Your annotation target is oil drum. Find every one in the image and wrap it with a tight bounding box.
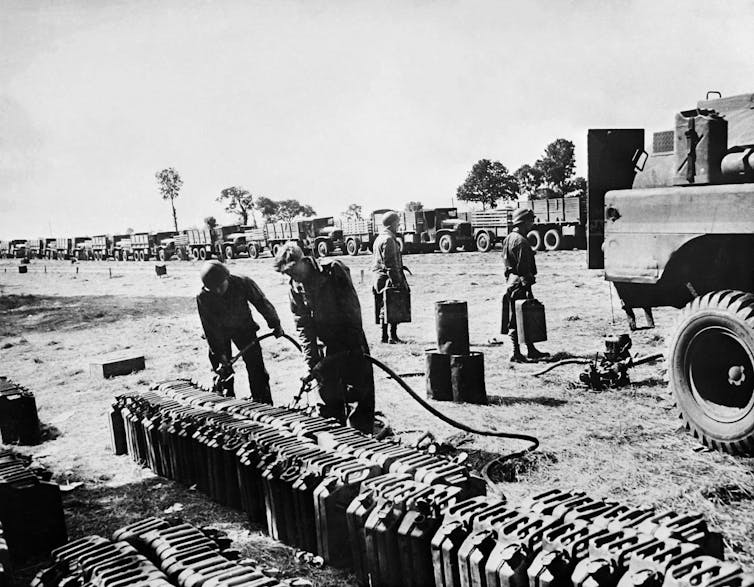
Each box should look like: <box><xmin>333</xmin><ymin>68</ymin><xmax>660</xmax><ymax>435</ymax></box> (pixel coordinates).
<box><xmin>450</xmin><ymin>352</ymin><xmax>487</xmax><ymax>405</ymax></box>
<box><xmin>425</xmin><ymin>351</ymin><xmax>452</xmax><ymax>401</ymax></box>
<box><xmin>435</xmin><ymin>301</ymin><xmax>470</xmax><ymax>355</ymax></box>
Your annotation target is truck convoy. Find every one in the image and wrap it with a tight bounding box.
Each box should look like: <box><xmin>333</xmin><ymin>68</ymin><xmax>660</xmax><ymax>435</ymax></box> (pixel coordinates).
<box><xmin>588</xmin><ymin>90</ymin><xmax>754</xmax><ymax>455</ymax></box>
<box><xmin>0</xmin><ymin>195</ymin><xmax>586</xmax><ymax>261</ymax></box>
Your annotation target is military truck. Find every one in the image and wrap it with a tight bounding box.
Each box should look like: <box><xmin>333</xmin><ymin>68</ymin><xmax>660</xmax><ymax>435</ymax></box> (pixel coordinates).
<box><xmin>402</xmin><ymin>207</ymin><xmax>473</xmax><ymax>253</ymax></box>
<box><xmin>72</xmin><ymin>237</ymin><xmax>93</xmax><ymax>260</ymax></box>
<box><xmin>587</xmin><ymin>91</ymin><xmax>754</xmax><ymax>454</ymax></box>
<box><xmin>264</xmin><ymin>217</ymin><xmax>343</xmax><ymax>258</ymax></box>
<box><xmin>112</xmin><ymin>235</ymin><xmax>133</xmax><ymax>261</ymax></box>
<box><xmin>25</xmin><ymin>238</ymin><xmax>44</xmax><ymax>259</ymax></box>
<box><xmin>92</xmin><ymin>235</ymin><xmax>111</xmax><ymax>260</ymax></box>
<box><xmin>339</xmin><ymin>209</ymin><xmax>395</xmax><ymax>256</ymax></box>
<box><xmin>220</xmin><ymin>226</ymin><xmax>268</xmax><ymax>259</ymax></box>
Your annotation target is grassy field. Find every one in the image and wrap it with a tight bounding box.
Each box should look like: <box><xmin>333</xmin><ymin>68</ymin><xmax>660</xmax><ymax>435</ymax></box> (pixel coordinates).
<box><xmin>1</xmin><ymin>249</ymin><xmax>752</xmax><ymax>584</ymax></box>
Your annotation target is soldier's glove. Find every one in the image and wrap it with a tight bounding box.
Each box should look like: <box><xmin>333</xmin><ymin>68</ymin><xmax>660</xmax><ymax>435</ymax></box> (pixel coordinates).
<box><xmin>214</xmin><ymin>362</ymin><xmax>234</xmax><ymax>382</ymax></box>
<box><xmin>272</xmin><ymin>326</ymin><xmax>285</xmax><ymax>338</ymax></box>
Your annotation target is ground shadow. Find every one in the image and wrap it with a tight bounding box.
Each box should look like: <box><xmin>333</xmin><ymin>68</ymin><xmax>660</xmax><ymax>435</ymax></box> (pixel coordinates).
<box><xmin>0</xmin><ymin>294</ymin><xmax>194</xmax><ymax>333</ymax></box>
<box><xmin>487</xmin><ymin>395</ymin><xmax>567</xmax><ymax>407</ymax></box>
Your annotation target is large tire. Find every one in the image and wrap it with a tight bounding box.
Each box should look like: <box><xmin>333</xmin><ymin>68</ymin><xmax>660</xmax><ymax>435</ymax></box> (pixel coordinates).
<box><xmin>191</xmin><ymin>247</ymin><xmax>200</xmax><ymax>261</ymax></box>
<box><xmin>544</xmin><ymin>228</ymin><xmax>562</xmax><ymax>251</ymax></box>
<box><xmin>527</xmin><ymin>229</ymin><xmax>544</xmax><ymax>251</ymax></box>
<box><xmin>198</xmin><ymin>248</ymin><xmax>207</xmax><ymax>260</ymax></box>
<box><xmin>668</xmin><ymin>290</ymin><xmax>754</xmax><ymax>454</ymax></box>
<box><xmin>248</xmin><ymin>244</ymin><xmax>259</xmax><ymax>259</ymax></box>
<box><xmin>475</xmin><ymin>231</ymin><xmax>493</xmax><ymax>253</ymax></box>
<box><xmin>158</xmin><ymin>249</ymin><xmax>166</xmax><ymax>262</ymax></box>
<box><xmin>271</xmin><ymin>244</ymin><xmax>281</xmax><ymax>258</ymax></box>
<box><xmin>396</xmin><ymin>237</ymin><xmax>404</xmax><ymax>253</ymax></box>
<box><xmin>316</xmin><ymin>240</ymin><xmax>329</xmax><ymax>258</ymax></box>
<box><xmin>438</xmin><ymin>234</ymin><xmax>456</xmax><ymax>254</ymax></box>
<box><xmin>224</xmin><ymin>245</ymin><xmax>234</xmax><ymax>260</ymax></box>
<box><xmin>346</xmin><ymin>239</ymin><xmax>360</xmax><ymax>256</ymax></box>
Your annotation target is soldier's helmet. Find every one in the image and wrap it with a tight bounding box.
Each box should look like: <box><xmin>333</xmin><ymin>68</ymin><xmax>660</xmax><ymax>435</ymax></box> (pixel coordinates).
<box><xmin>200</xmin><ymin>260</ymin><xmax>230</xmax><ymax>289</ymax></box>
<box><xmin>274</xmin><ymin>242</ymin><xmax>305</xmax><ymax>273</ymax></box>
<box><xmin>511</xmin><ymin>208</ymin><xmax>534</xmax><ymax>226</ymax></box>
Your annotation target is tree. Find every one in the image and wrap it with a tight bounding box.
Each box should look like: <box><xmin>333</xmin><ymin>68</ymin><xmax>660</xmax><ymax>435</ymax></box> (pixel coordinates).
<box><xmin>534</xmin><ymin>139</ymin><xmax>576</xmax><ymax>195</ymax></box>
<box><xmin>564</xmin><ymin>176</ymin><xmax>587</xmax><ymax>198</ymax></box>
<box><xmin>456</xmin><ymin>159</ymin><xmax>518</xmax><ymax>209</ymax></box>
<box><xmin>341</xmin><ymin>203</ymin><xmax>363</xmax><ymax>221</ymax></box>
<box><xmin>204</xmin><ymin>216</ymin><xmax>218</xmax><ymax>229</ymax></box>
<box><xmin>254</xmin><ymin>197</ymin><xmax>317</xmax><ymax>222</ymax></box>
<box><xmin>404</xmin><ymin>201</ymin><xmax>424</xmax><ymax>212</ymax></box>
<box><xmin>125</xmin><ymin>227</ymin><xmax>134</xmax><ymax>234</ymax></box>
<box><xmin>514</xmin><ymin>164</ymin><xmax>544</xmax><ymax>200</ymax></box>
<box><xmin>255</xmin><ymin>196</ymin><xmax>279</xmax><ymax>221</ymax></box>
<box><xmin>277</xmin><ymin>199</ymin><xmax>316</xmax><ymax>221</ymax></box>
<box><xmin>217</xmin><ymin>186</ymin><xmax>255</xmax><ymax>226</ymax></box>
<box><xmin>155</xmin><ymin>167</ymin><xmax>183</xmax><ymax>232</ymax></box>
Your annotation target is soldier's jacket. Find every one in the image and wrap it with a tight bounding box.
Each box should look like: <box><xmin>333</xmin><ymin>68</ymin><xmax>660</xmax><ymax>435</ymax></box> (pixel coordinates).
<box><xmin>371</xmin><ymin>227</ymin><xmax>406</xmax><ymax>289</ymax></box>
<box><xmin>197</xmin><ymin>274</ymin><xmax>281</xmax><ymax>356</ymax></box>
<box><xmin>288</xmin><ymin>257</ymin><xmax>366</xmax><ymax>369</ymax></box>
<box><xmin>502</xmin><ymin>230</ymin><xmax>537</xmax><ymax>289</ymax></box>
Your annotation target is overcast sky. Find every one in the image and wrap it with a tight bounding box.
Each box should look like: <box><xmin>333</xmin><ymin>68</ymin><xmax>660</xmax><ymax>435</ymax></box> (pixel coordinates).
<box><xmin>1</xmin><ymin>0</ymin><xmax>752</xmax><ymax>238</ymax></box>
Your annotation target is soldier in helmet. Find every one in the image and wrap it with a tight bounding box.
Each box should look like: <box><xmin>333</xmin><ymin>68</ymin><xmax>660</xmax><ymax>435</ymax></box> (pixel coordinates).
<box><xmin>501</xmin><ymin>208</ymin><xmax>550</xmax><ymax>363</ymax></box>
<box><xmin>196</xmin><ymin>260</ymin><xmax>283</xmax><ymax>401</ymax></box>
<box><xmin>274</xmin><ymin>242</ymin><xmax>375</xmax><ymax>434</ymax></box>
<box><xmin>371</xmin><ymin>210</ymin><xmax>409</xmax><ymax>343</ymax></box>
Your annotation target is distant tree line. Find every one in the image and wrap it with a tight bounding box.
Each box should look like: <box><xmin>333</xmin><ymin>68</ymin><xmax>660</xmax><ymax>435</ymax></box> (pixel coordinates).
<box><xmin>456</xmin><ymin>138</ymin><xmax>586</xmax><ymax>210</ymax></box>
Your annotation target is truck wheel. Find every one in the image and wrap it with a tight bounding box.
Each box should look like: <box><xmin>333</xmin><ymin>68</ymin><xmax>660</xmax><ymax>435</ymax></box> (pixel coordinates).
<box><xmin>224</xmin><ymin>245</ymin><xmax>234</xmax><ymax>260</ymax></box>
<box><xmin>191</xmin><ymin>247</ymin><xmax>200</xmax><ymax>260</ymax></box>
<box><xmin>438</xmin><ymin>234</ymin><xmax>456</xmax><ymax>253</ymax></box>
<box><xmin>475</xmin><ymin>231</ymin><xmax>493</xmax><ymax>253</ymax></box>
<box><xmin>544</xmin><ymin>228</ymin><xmax>562</xmax><ymax>251</ymax></box>
<box><xmin>198</xmin><ymin>248</ymin><xmax>207</xmax><ymax>260</ymax></box>
<box><xmin>271</xmin><ymin>244</ymin><xmax>281</xmax><ymax>258</ymax></box>
<box><xmin>316</xmin><ymin>240</ymin><xmax>329</xmax><ymax>258</ymax></box>
<box><xmin>668</xmin><ymin>290</ymin><xmax>754</xmax><ymax>454</ymax></box>
<box><xmin>346</xmin><ymin>239</ymin><xmax>360</xmax><ymax>256</ymax></box>
<box><xmin>248</xmin><ymin>244</ymin><xmax>259</xmax><ymax>259</ymax></box>
<box><xmin>527</xmin><ymin>230</ymin><xmax>544</xmax><ymax>251</ymax></box>
<box><xmin>396</xmin><ymin>237</ymin><xmax>404</xmax><ymax>253</ymax></box>
<box><xmin>158</xmin><ymin>249</ymin><xmax>166</xmax><ymax>262</ymax></box>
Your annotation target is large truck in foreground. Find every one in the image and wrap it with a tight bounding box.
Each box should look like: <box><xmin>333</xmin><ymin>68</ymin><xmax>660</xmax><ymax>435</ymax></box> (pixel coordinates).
<box><xmin>588</xmin><ymin>91</ymin><xmax>754</xmax><ymax>454</ymax></box>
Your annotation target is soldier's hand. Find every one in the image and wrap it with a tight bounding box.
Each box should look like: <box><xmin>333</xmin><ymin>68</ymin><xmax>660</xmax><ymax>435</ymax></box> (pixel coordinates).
<box><xmin>272</xmin><ymin>326</ymin><xmax>285</xmax><ymax>338</ymax></box>
<box><xmin>215</xmin><ymin>362</ymin><xmax>234</xmax><ymax>380</ymax></box>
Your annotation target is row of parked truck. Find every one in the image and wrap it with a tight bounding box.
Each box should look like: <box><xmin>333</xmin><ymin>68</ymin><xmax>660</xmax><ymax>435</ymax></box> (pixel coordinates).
<box><xmin>0</xmin><ymin>196</ymin><xmax>585</xmax><ymax>261</ymax></box>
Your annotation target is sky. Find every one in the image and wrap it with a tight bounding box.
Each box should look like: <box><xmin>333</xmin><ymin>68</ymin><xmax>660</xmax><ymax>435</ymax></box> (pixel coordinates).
<box><xmin>1</xmin><ymin>0</ymin><xmax>753</xmax><ymax>238</ymax></box>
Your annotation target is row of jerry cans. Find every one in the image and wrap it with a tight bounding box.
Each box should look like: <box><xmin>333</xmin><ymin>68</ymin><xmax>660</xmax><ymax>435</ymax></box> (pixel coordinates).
<box><xmin>0</xmin><ymin>376</ymin><xmax>40</xmax><ymax>445</ymax></box>
<box><xmin>32</xmin><ymin>517</ymin><xmax>287</xmax><ymax>587</ymax></box>
<box><xmin>0</xmin><ymin>450</ymin><xmax>66</xmax><ymax>559</ymax></box>
<box><xmin>110</xmin><ymin>386</ymin><xmax>483</xmax><ymax>572</ymax></box>
<box><xmin>430</xmin><ymin>488</ymin><xmax>749</xmax><ymax>587</ymax></box>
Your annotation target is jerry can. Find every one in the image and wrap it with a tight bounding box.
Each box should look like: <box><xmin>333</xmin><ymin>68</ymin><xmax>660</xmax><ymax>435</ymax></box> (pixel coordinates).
<box><xmin>397</xmin><ymin>501</ymin><xmax>443</xmax><ymax>587</ymax></box>
<box><xmin>384</xmin><ymin>287</ymin><xmax>412</xmax><ymax>324</ymax></box>
<box><xmin>485</xmin><ymin>540</ymin><xmax>531</xmax><ymax>587</ymax></box>
<box><xmin>515</xmin><ymin>298</ymin><xmax>547</xmax><ymax>344</ymax></box>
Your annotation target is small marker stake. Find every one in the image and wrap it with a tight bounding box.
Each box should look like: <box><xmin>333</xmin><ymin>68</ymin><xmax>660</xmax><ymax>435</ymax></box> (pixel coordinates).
<box><xmin>109</xmin><ymin>268</ymin><xmax>112</xmax><ymax>279</ymax></box>
<box><xmin>360</xmin><ymin>269</ymin><xmax>364</xmax><ymax>284</ymax></box>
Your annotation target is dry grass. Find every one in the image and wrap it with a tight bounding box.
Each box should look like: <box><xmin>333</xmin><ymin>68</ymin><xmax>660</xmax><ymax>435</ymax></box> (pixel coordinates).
<box><xmin>1</xmin><ymin>251</ymin><xmax>752</xmax><ymax>584</ymax></box>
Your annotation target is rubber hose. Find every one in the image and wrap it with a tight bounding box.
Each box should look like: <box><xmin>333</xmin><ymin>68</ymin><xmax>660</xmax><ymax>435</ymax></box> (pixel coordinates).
<box><xmin>531</xmin><ymin>358</ymin><xmax>592</xmax><ymax>377</ymax></box>
<box><xmin>365</xmin><ymin>354</ymin><xmax>539</xmax><ymax>450</ymax></box>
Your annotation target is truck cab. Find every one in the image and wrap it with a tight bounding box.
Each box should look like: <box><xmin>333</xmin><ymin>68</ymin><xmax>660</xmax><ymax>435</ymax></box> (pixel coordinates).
<box><xmin>402</xmin><ymin>207</ymin><xmax>473</xmax><ymax>253</ymax></box>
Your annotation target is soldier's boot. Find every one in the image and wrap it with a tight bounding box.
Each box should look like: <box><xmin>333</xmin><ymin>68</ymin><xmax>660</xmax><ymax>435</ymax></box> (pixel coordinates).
<box><xmin>381</xmin><ymin>324</ymin><xmax>389</xmax><ymax>343</ymax></box>
<box><xmin>509</xmin><ymin>332</ymin><xmax>528</xmax><ymax>363</ymax></box>
<box><xmin>526</xmin><ymin>343</ymin><xmax>550</xmax><ymax>361</ymax></box>
<box><xmin>644</xmin><ymin>308</ymin><xmax>655</xmax><ymax>329</ymax></box>
<box><xmin>388</xmin><ymin>324</ymin><xmax>403</xmax><ymax>344</ymax></box>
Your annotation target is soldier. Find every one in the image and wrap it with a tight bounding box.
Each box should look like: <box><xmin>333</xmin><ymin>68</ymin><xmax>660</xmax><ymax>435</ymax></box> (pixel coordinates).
<box><xmin>274</xmin><ymin>242</ymin><xmax>375</xmax><ymax>434</ymax></box>
<box><xmin>372</xmin><ymin>210</ymin><xmax>409</xmax><ymax>343</ymax></box>
<box><xmin>501</xmin><ymin>208</ymin><xmax>550</xmax><ymax>363</ymax></box>
<box><xmin>196</xmin><ymin>260</ymin><xmax>283</xmax><ymax>402</ymax></box>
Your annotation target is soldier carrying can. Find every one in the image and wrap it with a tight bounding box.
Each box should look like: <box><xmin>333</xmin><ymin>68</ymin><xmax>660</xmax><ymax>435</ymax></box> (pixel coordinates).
<box><xmin>274</xmin><ymin>243</ymin><xmax>375</xmax><ymax>434</ymax></box>
<box><xmin>196</xmin><ymin>260</ymin><xmax>284</xmax><ymax>401</ymax></box>
<box><xmin>371</xmin><ymin>210</ymin><xmax>409</xmax><ymax>344</ymax></box>
<box><xmin>501</xmin><ymin>208</ymin><xmax>550</xmax><ymax>363</ymax></box>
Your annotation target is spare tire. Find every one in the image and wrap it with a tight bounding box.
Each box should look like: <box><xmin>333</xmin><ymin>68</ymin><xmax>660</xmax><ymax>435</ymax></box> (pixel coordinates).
<box><xmin>668</xmin><ymin>290</ymin><xmax>754</xmax><ymax>454</ymax></box>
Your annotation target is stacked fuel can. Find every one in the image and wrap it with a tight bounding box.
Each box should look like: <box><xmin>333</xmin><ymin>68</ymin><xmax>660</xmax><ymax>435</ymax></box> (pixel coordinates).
<box><xmin>426</xmin><ymin>301</ymin><xmax>487</xmax><ymax>404</ymax></box>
